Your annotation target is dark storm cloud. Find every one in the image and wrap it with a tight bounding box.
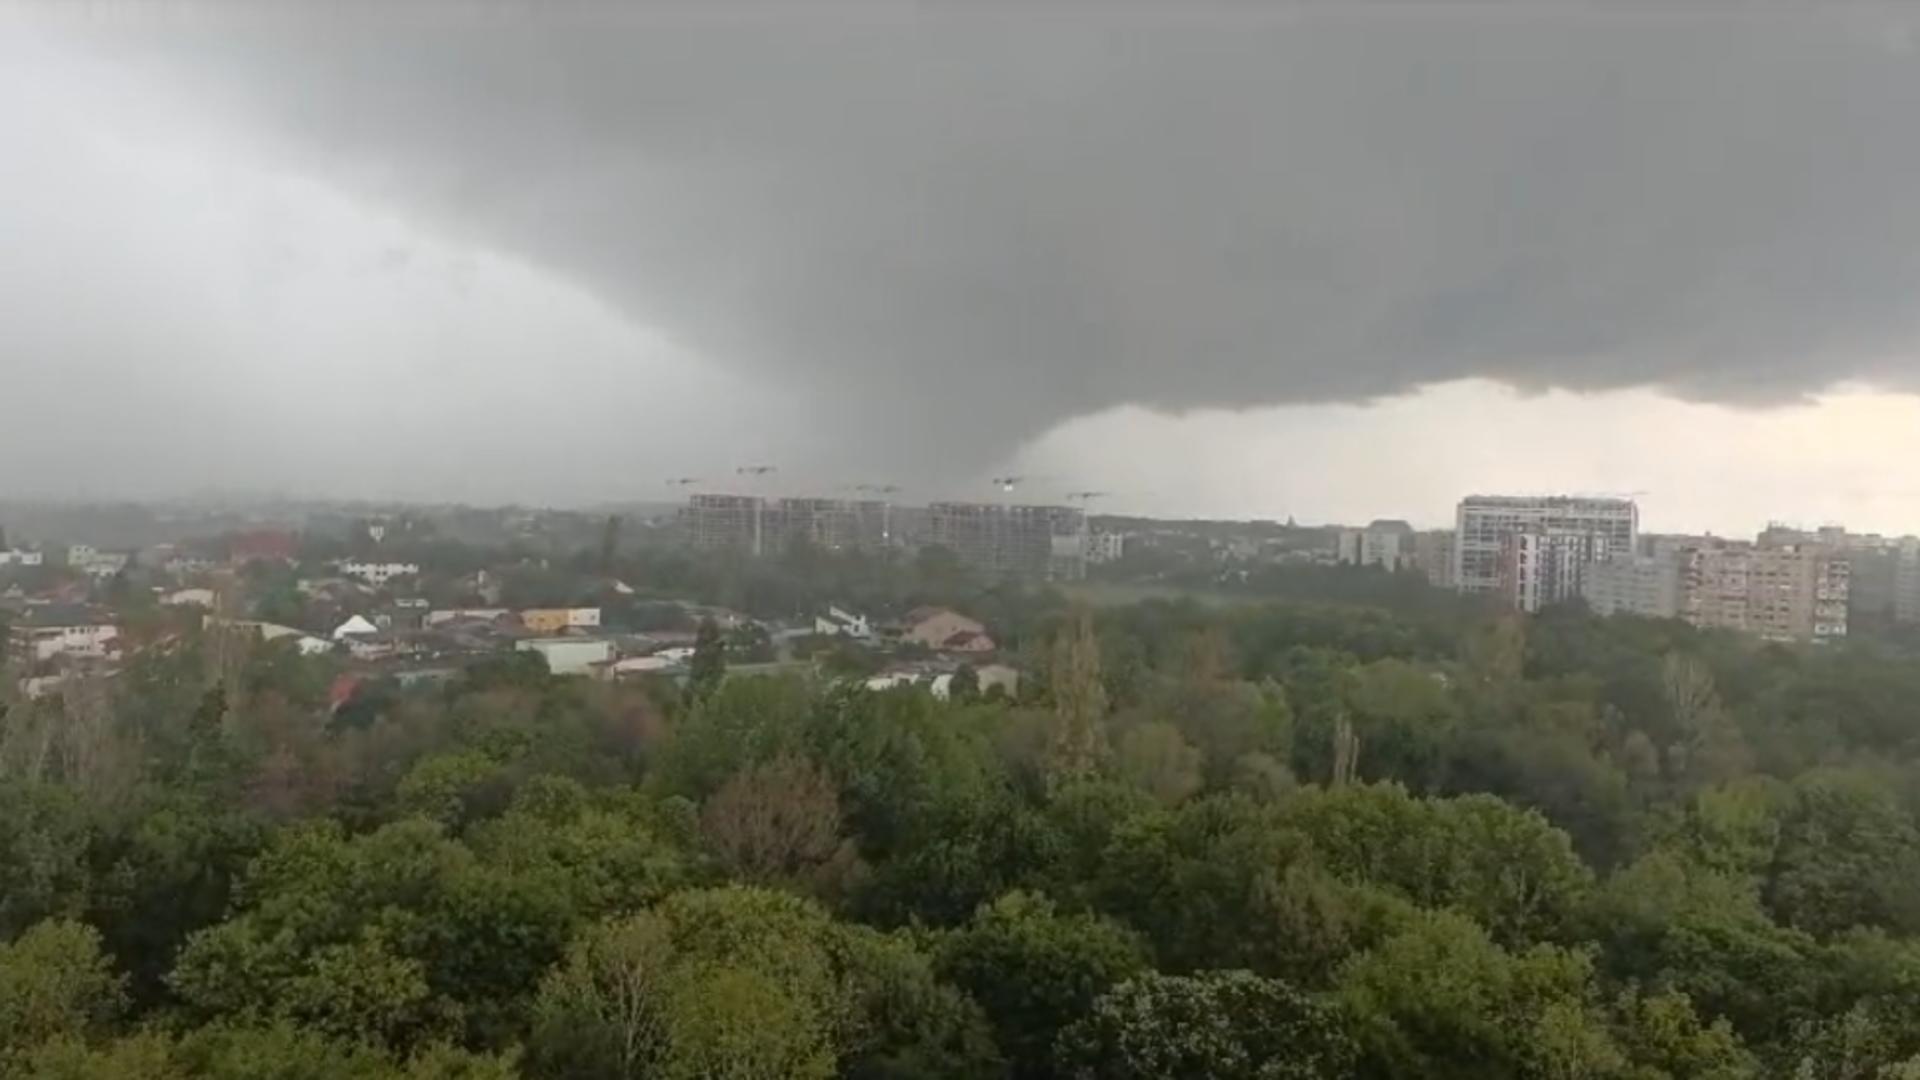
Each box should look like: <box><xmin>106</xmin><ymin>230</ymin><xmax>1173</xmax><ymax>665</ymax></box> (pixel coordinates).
<box><xmin>92</xmin><ymin>9</ymin><xmax>1920</xmax><ymax>471</ymax></box>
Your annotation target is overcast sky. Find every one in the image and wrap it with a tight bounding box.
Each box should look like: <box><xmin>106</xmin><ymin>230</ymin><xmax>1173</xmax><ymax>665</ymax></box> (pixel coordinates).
<box><xmin>6</xmin><ymin>7</ymin><xmax>1920</xmax><ymax>534</ymax></box>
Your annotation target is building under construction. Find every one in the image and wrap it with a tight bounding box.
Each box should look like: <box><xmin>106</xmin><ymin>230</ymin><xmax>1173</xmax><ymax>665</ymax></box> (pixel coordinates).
<box><xmin>926</xmin><ymin>502</ymin><xmax>1087</xmax><ymax>581</ymax></box>
<box><xmin>682</xmin><ymin>494</ymin><xmax>890</xmax><ymax>557</ymax></box>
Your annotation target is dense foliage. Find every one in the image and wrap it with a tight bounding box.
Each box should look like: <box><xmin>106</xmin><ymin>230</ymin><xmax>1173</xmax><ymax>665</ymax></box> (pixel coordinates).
<box><xmin>6</xmin><ymin>580</ymin><xmax>1920</xmax><ymax>1077</ymax></box>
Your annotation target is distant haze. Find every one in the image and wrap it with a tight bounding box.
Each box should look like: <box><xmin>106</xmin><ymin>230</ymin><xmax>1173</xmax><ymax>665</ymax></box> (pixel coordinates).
<box><xmin>5</xmin><ymin>8</ymin><xmax>1920</xmax><ymax>533</ymax></box>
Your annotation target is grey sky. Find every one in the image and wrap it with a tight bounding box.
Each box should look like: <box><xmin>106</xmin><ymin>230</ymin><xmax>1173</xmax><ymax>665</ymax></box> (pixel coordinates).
<box><xmin>7</xmin><ymin>8</ymin><xmax>1920</xmax><ymax>529</ymax></box>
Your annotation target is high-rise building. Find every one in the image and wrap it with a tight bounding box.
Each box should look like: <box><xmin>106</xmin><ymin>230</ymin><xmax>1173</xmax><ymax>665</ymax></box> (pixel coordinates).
<box><xmin>1895</xmin><ymin>538</ymin><xmax>1920</xmax><ymax>624</ymax></box>
<box><xmin>682</xmin><ymin>495</ymin><xmax>890</xmax><ymax>557</ymax></box>
<box><xmin>926</xmin><ymin>502</ymin><xmax>1087</xmax><ymax>581</ymax></box>
<box><xmin>683</xmin><ymin>494</ymin><xmax>766</xmax><ymax>555</ymax></box>
<box><xmin>1680</xmin><ymin>543</ymin><xmax>1849</xmax><ymax>643</ymax></box>
<box><xmin>1412</xmin><ymin>530</ymin><xmax>1456</xmax><ymax>589</ymax></box>
<box><xmin>1499</xmin><ymin>528</ymin><xmax>1612</xmax><ymax>613</ymax></box>
<box><xmin>1581</xmin><ymin>554</ymin><xmax>1681</xmax><ymax>618</ymax></box>
<box><xmin>1454</xmin><ymin>496</ymin><xmax>1638</xmax><ymax>595</ymax></box>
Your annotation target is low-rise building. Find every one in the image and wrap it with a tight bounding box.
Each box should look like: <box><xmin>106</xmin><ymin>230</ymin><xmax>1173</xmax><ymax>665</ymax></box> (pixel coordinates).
<box><xmin>338</xmin><ymin>561</ymin><xmax>420</xmax><ymax>587</ymax></box>
<box><xmin>516</xmin><ymin>637</ymin><xmax>614</xmax><ymax>676</ymax></box>
<box><xmin>520</xmin><ymin>608</ymin><xmax>601</xmax><ymax>635</ymax></box>
<box><xmin>814</xmin><ymin>606</ymin><xmax>873</xmax><ymax>640</ymax></box>
<box><xmin>900</xmin><ymin>607</ymin><xmax>991</xmax><ymax>652</ymax></box>
<box><xmin>0</xmin><ymin>549</ymin><xmax>44</xmax><ymax>568</ymax></box>
<box><xmin>9</xmin><ymin>605</ymin><xmax>119</xmax><ymax>663</ymax></box>
<box><xmin>163</xmin><ymin>587</ymin><xmax>217</xmax><ymax>609</ymax></box>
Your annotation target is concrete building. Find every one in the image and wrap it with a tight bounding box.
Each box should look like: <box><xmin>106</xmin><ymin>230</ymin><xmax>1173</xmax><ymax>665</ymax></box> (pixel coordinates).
<box><xmin>1085</xmin><ymin>531</ymin><xmax>1128</xmax><ymax>565</ymax></box>
<box><xmin>900</xmin><ymin>607</ymin><xmax>993</xmax><ymax>652</ymax></box>
<box><xmin>814</xmin><ymin>606</ymin><xmax>873</xmax><ymax>640</ymax></box>
<box><xmin>1412</xmin><ymin>530</ymin><xmax>1456</xmax><ymax>589</ymax></box>
<box><xmin>0</xmin><ymin>549</ymin><xmax>44</xmax><ymax>567</ymax></box>
<box><xmin>1454</xmin><ymin>496</ymin><xmax>1638</xmax><ymax>595</ymax></box>
<box><xmin>1498</xmin><ymin>529</ymin><xmax>1612</xmax><ymax>613</ymax></box>
<box><xmin>926</xmin><ymin>503</ymin><xmax>1087</xmax><ymax>581</ymax></box>
<box><xmin>339</xmin><ymin>561</ymin><xmax>420</xmax><ymax>587</ymax></box>
<box><xmin>1336</xmin><ymin>519</ymin><xmax>1413</xmax><ymax>571</ymax></box>
<box><xmin>1894</xmin><ymin>538</ymin><xmax>1920</xmax><ymax>624</ymax></box>
<box><xmin>516</xmin><ymin>637</ymin><xmax>614</xmax><ymax>676</ymax></box>
<box><xmin>9</xmin><ymin>605</ymin><xmax>119</xmax><ymax>663</ymax></box>
<box><xmin>519</xmin><ymin>608</ymin><xmax>601</xmax><ymax>635</ymax></box>
<box><xmin>1581</xmin><ymin>555</ymin><xmax>1682</xmax><ymax>618</ymax></box>
<box><xmin>1680</xmin><ymin>544</ymin><xmax>1849</xmax><ymax>643</ymax></box>
<box><xmin>682</xmin><ymin>494</ymin><xmax>890</xmax><ymax>557</ymax></box>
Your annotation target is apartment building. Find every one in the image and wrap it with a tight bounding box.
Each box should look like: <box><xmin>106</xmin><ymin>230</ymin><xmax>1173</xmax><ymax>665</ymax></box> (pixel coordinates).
<box><xmin>1454</xmin><ymin>496</ymin><xmax>1638</xmax><ymax>595</ymax></box>
<box><xmin>1499</xmin><ymin>529</ymin><xmax>1612</xmax><ymax>613</ymax></box>
<box><xmin>1680</xmin><ymin>544</ymin><xmax>1849</xmax><ymax>643</ymax></box>
<box><xmin>926</xmin><ymin>502</ymin><xmax>1087</xmax><ymax>582</ymax></box>
<box><xmin>1336</xmin><ymin>519</ymin><xmax>1414</xmax><ymax>572</ymax></box>
<box><xmin>1895</xmin><ymin>538</ymin><xmax>1920</xmax><ymax>624</ymax></box>
<box><xmin>1412</xmin><ymin>530</ymin><xmax>1456</xmax><ymax>589</ymax></box>
<box><xmin>682</xmin><ymin>494</ymin><xmax>889</xmax><ymax>557</ymax></box>
<box><xmin>1581</xmin><ymin>554</ymin><xmax>1682</xmax><ymax>618</ymax></box>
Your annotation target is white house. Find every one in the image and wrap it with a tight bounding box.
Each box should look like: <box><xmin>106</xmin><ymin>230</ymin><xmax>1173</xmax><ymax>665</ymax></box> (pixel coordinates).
<box><xmin>10</xmin><ymin>606</ymin><xmax>120</xmax><ymax>663</ymax></box>
<box><xmin>338</xmin><ymin>561</ymin><xmax>421</xmax><ymax>587</ymax></box>
<box><xmin>814</xmin><ymin>606</ymin><xmax>873</xmax><ymax>640</ymax></box>
<box><xmin>517</xmin><ymin>637</ymin><xmax>614</xmax><ymax>676</ymax></box>
<box><xmin>0</xmin><ymin>549</ymin><xmax>44</xmax><ymax>567</ymax></box>
<box><xmin>426</xmin><ymin>608</ymin><xmax>511</xmax><ymax>626</ymax></box>
<box><xmin>331</xmin><ymin>614</ymin><xmax>380</xmax><ymax>640</ymax></box>
<box><xmin>611</xmin><ymin>654</ymin><xmax>680</xmax><ymax>678</ymax></box>
<box><xmin>163</xmin><ymin>587</ymin><xmax>217</xmax><ymax>609</ymax></box>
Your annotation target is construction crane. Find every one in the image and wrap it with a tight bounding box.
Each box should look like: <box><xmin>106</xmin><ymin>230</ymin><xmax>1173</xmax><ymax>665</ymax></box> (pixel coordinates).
<box><xmin>991</xmin><ymin>476</ymin><xmax>1023</xmax><ymax>492</ymax></box>
<box><xmin>855</xmin><ymin>483</ymin><xmax>902</xmax><ymax>496</ymax></box>
<box><xmin>736</xmin><ymin>465</ymin><xmax>777</xmax><ymax>477</ymax></box>
<box><xmin>1066</xmin><ymin>490</ymin><xmax>1109</xmax><ymax>503</ymax></box>
<box><xmin>665</xmin><ymin>477</ymin><xmax>700</xmax><ymax>487</ymax></box>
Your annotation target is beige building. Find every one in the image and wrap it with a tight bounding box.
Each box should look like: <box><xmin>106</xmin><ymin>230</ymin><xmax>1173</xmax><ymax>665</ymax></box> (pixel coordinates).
<box><xmin>1680</xmin><ymin>544</ymin><xmax>1849</xmax><ymax>643</ymax></box>
<box><xmin>900</xmin><ymin>607</ymin><xmax>994</xmax><ymax>652</ymax></box>
<box><xmin>1582</xmin><ymin>555</ymin><xmax>1681</xmax><ymax>619</ymax></box>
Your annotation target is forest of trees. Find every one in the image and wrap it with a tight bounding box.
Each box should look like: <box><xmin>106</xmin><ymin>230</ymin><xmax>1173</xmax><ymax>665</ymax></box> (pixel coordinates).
<box><xmin>5</xmin><ymin>584</ymin><xmax>1920</xmax><ymax>1077</ymax></box>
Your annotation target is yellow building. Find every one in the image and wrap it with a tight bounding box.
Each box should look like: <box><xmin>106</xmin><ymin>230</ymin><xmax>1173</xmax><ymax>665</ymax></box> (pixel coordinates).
<box><xmin>520</xmin><ymin>609</ymin><xmax>571</xmax><ymax>635</ymax></box>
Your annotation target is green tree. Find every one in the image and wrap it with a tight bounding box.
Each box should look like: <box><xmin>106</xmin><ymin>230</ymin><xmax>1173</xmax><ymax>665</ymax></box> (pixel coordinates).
<box><xmin>1047</xmin><ymin>613</ymin><xmax>1109</xmax><ymax>784</ymax></box>
<box><xmin>936</xmin><ymin>891</ymin><xmax>1147</xmax><ymax>1079</ymax></box>
<box><xmin>688</xmin><ymin>618</ymin><xmax>728</xmax><ymax>703</ymax></box>
<box><xmin>0</xmin><ymin>920</ymin><xmax>125</xmax><ymax>1056</ymax></box>
<box><xmin>1337</xmin><ymin>910</ymin><xmax>1623</xmax><ymax>1079</ymax></box>
<box><xmin>1111</xmin><ymin>722</ymin><xmax>1202</xmax><ymax>806</ymax></box>
<box><xmin>1053</xmin><ymin>969</ymin><xmax>1356</xmax><ymax>1079</ymax></box>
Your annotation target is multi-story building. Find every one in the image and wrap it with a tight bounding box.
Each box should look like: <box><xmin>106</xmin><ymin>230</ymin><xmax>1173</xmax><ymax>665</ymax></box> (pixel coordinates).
<box><xmin>1895</xmin><ymin>538</ymin><xmax>1920</xmax><ymax>624</ymax></box>
<box><xmin>338</xmin><ymin>561</ymin><xmax>420</xmax><ymax>587</ymax></box>
<box><xmin>926</xmin><ymin>502</ymin><xmax>1087</xmax><ymax>581</ymax></box>
<box><xmin>1412</xmin><ymin>530</ymin><xmax>1456</xmax><ymax>589</ymax></box>
<box><xmin>9</xmin><ymin>605</ymin><xmax>120</xmax><ymax>664</ymax></box>
<box><xmin>682</xmin><ymin>494</ymin><xmax>889</xmax><ymax>557</ymax></box>
<box><xmin>1454</xmin><ymin>496</ymin><xmax>1638</xmax><ymax>595</ymax></box>
<box><xmin>1581</xmin><ymin>554</ymin><xmax>1682</xmax><ymax>618</ymax></box>
<box><xmin>1336</xmin><ymin>519</ymin><xmax>1415</xmax><ymax>572</ymax></box>
<box><xmin>1498</xmin><ymin>528</ymin><xmax>1612</xmax><ymax>613</ymax></box>
<box><xmin>1085</xmin><ymin>531</ymin><xmax>1128</xmax><ymax>565</ymax></box>
<box><xmin>1680</xmin><ymin>543</ymin><xmax>1849</xmax><ymax>643</ymax></box>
